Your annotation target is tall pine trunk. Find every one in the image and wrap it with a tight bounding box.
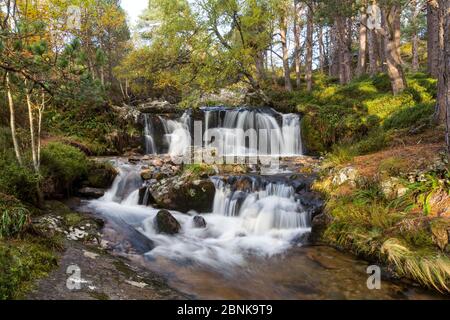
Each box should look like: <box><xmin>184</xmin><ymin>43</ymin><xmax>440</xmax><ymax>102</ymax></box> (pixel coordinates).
<box><xmin>280</xmin><ymin>15</ymin><xmax>293</xmax><ymax>92</ymax></box>
<box><xmin>318</xmin><ymin>24</ymin><xmax>325</xmax><ymax>73</ymax></box>
<box><xmin>294</xmin><ymin>0</ymin><xmax>302</xmax><ymax>88</ymax></box>
<box><xmin>382</xmin><ymin>5</ymin><xmax>407</xmax><ymax>94</ymax></box>
<box><xmin>411</xmin><ymin>0</ymin><xmax>420</xmax><ymax>72</ymax></box>
<box><xmin>435</xmin><ymin>0</ymin><xmax>448</xmax><ymax>123</ymax></box>
<box><xmin>305</xmin><ymin>4</ymin><xmax>314</xmax><ymax>91</ymax></box>
<box><xmin>427</xmin><ymin>0</ymin><xmax>440</xmax><ymax>77</ymax></box>
<box><xmin>336</xmin><ymin>16</ymin><xmax>352</xmax><ymax>85</ymax></box>
<box><xmin>442</xmin><ymin>0</ymin><xmax>450</xmax><ymax>153</ymax></box>
<box><xmin>357</xmin><ymin>9</ymin><xmax>368</xmax><ymax>77</ymax></box>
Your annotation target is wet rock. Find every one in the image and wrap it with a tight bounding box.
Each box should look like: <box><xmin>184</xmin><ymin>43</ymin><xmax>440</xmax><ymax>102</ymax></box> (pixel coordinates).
<box><xmin>149</xmin><ymin>176</ymin><xmax>216</xmax><ymax>213</ymax></box>
<box><xmin>78</xmin><ymin>187</ymin><xmax>106</xmax><ymax>199</ymax></box>
<box><xmin>193</xmin><ymin>216</ymin><xmax>207</xmax><ymax>229</ymax></box>
<box><xmin>86</xmin><ymin>163</ymin><xmax>118</xmax><ymax>189</ymax></box>
<box><xmin>310</xmin><ymin>213</ymin><xmax>333</xmax><ymax>243</ymax></box>
<box><xmin>138</xmin><ymin>187</ymin><xmax>157</xmax><ymax>206</ymax></box>
<box><xmin>154</xmin><ymin>210</ymin><xmax>181</xmax><ymax>235</ymax></box>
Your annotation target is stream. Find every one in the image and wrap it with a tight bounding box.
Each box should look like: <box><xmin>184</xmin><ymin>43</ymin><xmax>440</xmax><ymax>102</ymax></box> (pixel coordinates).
<box><xmin>79</xmin><ymin>107</ymin><xmax>443</xmax><ymax>300</ymax></box>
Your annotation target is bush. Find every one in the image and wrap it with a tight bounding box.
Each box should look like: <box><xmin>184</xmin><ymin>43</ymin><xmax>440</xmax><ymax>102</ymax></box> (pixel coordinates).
<box><xmin>354</xmin><ymin>129</ymin><xmax>388</xmax><ymax>155</ymax></box>
<box><xmin>0</xmin><ymin>153</ymin><xmax>39</xmax><ymax>204</ymax></box>
<box><xmin>383</xmin><ymin>103</ymin><xmax>434</xmax><ymax>131</ymax></box>
<box><xmin>0</xmin><ymin>194</ymin><xmax>30</xmax><ymax>239</ymax></box>
<box><xmin>40</xmin><ymin>142</ymin><xmax>89</xmax><ymax>193</ymax></box>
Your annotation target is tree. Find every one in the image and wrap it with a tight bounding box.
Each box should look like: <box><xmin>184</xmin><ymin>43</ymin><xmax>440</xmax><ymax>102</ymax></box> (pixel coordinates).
<box><xmin>435</xmin><ymin>0</ymin><xmax>449</xmax><ymax>124</ymax></box>
<box><xmin>305</xmin><ymin>1</ymin><xmax>314</xmax><ymax>91</ymax></box>
<box><xmin>427</xmin><ymin>0</ymin><xmax>440</xmax><ymax>77</ymax></box>
<box><xmin>380</xmin><ymin>1</ymin><xmax>407</xmax><ymax>94</ymax></box>
<box><xmin>356</xmin><ymin>3</ymin><xmax>368</xmax><ymax>77</ymax></box>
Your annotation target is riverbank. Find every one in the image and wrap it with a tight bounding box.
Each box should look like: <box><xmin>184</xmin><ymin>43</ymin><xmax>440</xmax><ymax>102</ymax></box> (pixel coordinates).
<box><xmin>311</xmin><ymin>128</ymin><xmax>450</xmax><ymax>294</ymax></box>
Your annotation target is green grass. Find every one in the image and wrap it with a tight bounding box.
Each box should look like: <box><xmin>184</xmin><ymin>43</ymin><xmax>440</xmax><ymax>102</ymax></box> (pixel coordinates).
<box><xmin>0</xmin><ymin>240</ymin><xmax>58</xmax><ymax>299</ymax></box>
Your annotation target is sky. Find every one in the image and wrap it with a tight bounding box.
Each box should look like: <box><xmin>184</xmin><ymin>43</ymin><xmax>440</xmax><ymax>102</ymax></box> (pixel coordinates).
<box><xmin>121</xmin><ymin>0</ymin><xmax>148</xmax><ymax>28</ymax></box>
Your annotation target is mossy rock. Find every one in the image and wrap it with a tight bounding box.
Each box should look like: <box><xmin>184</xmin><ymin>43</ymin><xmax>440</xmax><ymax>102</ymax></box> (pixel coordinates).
<box><xmin>86</xmin><ymin>162</ymin><xmax>117</xmax><ymax>189</ymax></box>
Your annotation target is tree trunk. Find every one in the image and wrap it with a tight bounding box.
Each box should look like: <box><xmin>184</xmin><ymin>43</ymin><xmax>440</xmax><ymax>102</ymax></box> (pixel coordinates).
<box><xmin>427</xmin><ymin>0</ymin><xmax>440</xmax><ymax>77</ymax></box>
<box><xmin>318</xmin><ymin>24</ymin><xmax>325</xmax><ymax>73</ymax></box>
<box><xmin>411</xmin><ymin>0</ymin><xmax>420</xmax><ymax>72</ymax></box>
<box><xmin>6</xmin><ymin>73</ymin><xmax>23</xmax><ymax>166</ymax></box>
<box><xmin>382</xmin><ymin>5</ymin><xmax>407</xmax><ymax>94</ymax></box>
<box><xmin>280</xmin><ymin>15</ymin><xmax>293</xmax><ymax>92</ymax></box>
<box><xmin>25</xmin><ymin>81</ymin><xmax>38</xmax><ymax>172</ymax></box>
<box><xmin>305</xmin><ymin>4</ymin><xmax>314</xmax><ymax>91</ymax></box>
<box><xmin>357</xmin><ymin>10</ymin><xmax>368</xmax><ymax>77</ymax></box>
<box><xmin>330</xmin><ymin>24</ymin><xmax>340</xmax><ymax>78</ymax></box>
<box><xmin>294</xmin><ymin>0</ymin><xmax>303</xmax><ymax>88</ymax></box>
<box><xmin>336</xmin><ymin>16</ymin><xmax>352</xmax><ymax>85</ymax></box>
<box><xmin>368</xmin><ymin>29</ymin><xmax>379</xmax><ymax>75</ymax></box>
<box><xmin>435</xmin><ymin>0</ymin><xmax>448</xmax><ymax>123</ymax></box>
<box><xmin>255</xmin><ymin>50</ymin><xmax>266</xmax><ymax>83</ymax></box>
<box><xmin>444</xmin><ymin>5</ymin><xmax>450</xmax><ymax>154</ymax></box>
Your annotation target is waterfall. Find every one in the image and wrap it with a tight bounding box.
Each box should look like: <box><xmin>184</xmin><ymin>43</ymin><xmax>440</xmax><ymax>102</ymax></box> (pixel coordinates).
<box><xmin>211</xmin><ymin>177</ymin><xmax>310</xmax><ymax>235</ymax></box>
<box><xmin>142</xmin><ymin>107</ymin><xmax>303</xmax><ymax>157</ymax></box>
<box><xmin>88</xmin><ymin>161</ymin><xmax>312</xmax><ymax>268</ymax></box>
<box><xmin>143</xmin><ymin>114</ymin><xmax>157</xmax><ymax>155</ymax></box>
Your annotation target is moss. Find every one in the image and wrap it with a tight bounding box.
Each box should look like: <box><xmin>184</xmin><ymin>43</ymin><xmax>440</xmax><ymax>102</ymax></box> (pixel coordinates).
<box><xmin>40</xmin><ymin>142</ymin><xmax>89</xmax><ymax>195</ymax></box>
<box><xmin>0</xmin><ymin>240</ymin><xmax>58</xmax><ymax>300</ymax></box>
<box><xmin>86</xmin><ymin>161</ymin><xmax>117</xmax><ymax>189</ymax></box>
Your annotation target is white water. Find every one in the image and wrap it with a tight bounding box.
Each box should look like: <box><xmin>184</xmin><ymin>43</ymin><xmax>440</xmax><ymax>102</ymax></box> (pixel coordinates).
<box><xmin>87</xmin><ymin>162</ymin><xmax>311</xmax><ymax>268</ymax></box>
<box><xmin>143</xmin><ymin>108</ymin><xmax>303</xmax><ymax>157</ymax></box>
<box><xmin>143</xmin><ymin>114</ymin><xmax>157</xmax><ymax>155</ymax></box>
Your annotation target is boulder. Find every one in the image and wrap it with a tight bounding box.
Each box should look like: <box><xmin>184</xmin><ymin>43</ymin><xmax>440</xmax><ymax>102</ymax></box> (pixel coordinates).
<box><xmin>149</xmin><ymin>176</ymin><xmax>216</xmax><ymax>213</ymax></box>
<box><xmin>138</xmin><ymin>187</ymin><xmax>157</xmax><ymax>206</ymax></box>
<box><xmin>77</xmin><ymin>187</ymin><xmax>106</xmax><ymax>199</ymax></box>
<box><xmin>332</xmin><ymin>167</ymin><xmax>358</xmax><ymax>186</ymax></box>
<box><xmin>193</xmin><ymin>216</ymin><xmax>207</xmax><ymax>228</ymax></box>
<box><xmin>154</xmin><ymin>210</ymin><xmax>181</xmax><ymax>235</ymax></box>
<box><xmin>380</xmin><ymin>177</ymin><xmax>408</xmax><ymax>199</ymax></box>
<box><xmin>310</xmin><ymin>212</ymin><xmax>333</xmax><ymax>243</ymax></box>
<box><xmin>141</xmin><ymin>168</ymin><xmax>155</xmax><ymax>180</ymax></box>
<box><xmin>87</xmin><ymin>164</ymin><xmax>117</xmax><ymax>189</ymax></box>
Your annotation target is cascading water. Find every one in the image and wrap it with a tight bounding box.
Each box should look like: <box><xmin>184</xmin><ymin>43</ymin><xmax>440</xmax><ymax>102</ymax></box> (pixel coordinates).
<box><xmin>143</xmin><ymin>114</ymin><xmax>157</xmax><ymax>155</ymax></box>
<box><xmin>142</xmin><ymin>107</ymin><xmax>303</xmax><ymax>157</ymax></box>
<box><xmin>87</xmin><ymin>161</ymin><xmax>311</xmax><ymax>268</ymax></box>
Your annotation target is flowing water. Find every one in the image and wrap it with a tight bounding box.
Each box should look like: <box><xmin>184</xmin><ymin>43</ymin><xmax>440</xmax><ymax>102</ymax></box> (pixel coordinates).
<box><xmin>82</xmin><ymin>108</ymin><xmax>443</xmax><ymax>299</ymax></box>
<box><xmin>83</xmin><ymin>160</ymin><xmax>442</xmax><ymax>300</ymax></box>
<box><xmin>142</xmin><ymin>107</ymin><xmax>303</xmax><ymax>157</ymax></box>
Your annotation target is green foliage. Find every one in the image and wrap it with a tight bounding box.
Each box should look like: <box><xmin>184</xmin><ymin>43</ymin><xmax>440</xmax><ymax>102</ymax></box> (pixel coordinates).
<box><xmin>0</xmin><ymin>241</ymin><xmax>57</xmax><ymax>299</ymax></box>
<box><xmin>86</xmin><ymin>161</ymin><xmax>117</xmax><ymax>189</ymax></box>
<box><xmin>40</xmin><ymin>143</ymin><xmax>89</xmax><ymax>193</ymax></box>
<box><xmin>0</xmin><ymin>153</ymin><xmax>39</xmax><ymax>204</ymax></box>
<box><xmin>353</xmin><ymin>128</ymin><xmax>388</xmax><ymax>155</ymax></box>
<box><xmin>383</xmin><ymin>103</ymin><xmax>434</xmax><ymax>131</ymax></box>
<box><xmin>0</xmin><ymin>194</ymin><xmax>30</xmax><ymax>239</ymax></box>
